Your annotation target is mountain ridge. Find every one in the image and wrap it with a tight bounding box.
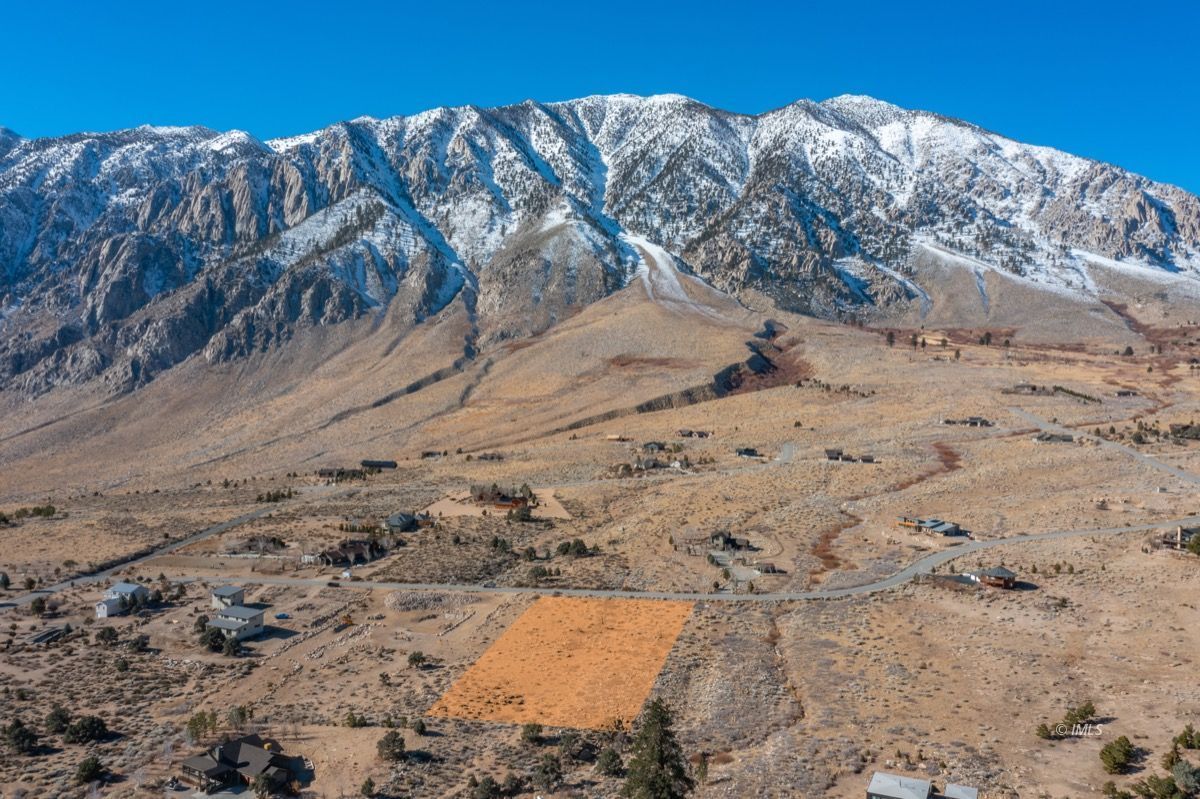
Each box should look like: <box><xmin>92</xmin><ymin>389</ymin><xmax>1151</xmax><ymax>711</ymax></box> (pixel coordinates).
<box><xmin>1</xmin><ymin>92</ymin><xmax>1198</xmax><ymax>395</ymax></box>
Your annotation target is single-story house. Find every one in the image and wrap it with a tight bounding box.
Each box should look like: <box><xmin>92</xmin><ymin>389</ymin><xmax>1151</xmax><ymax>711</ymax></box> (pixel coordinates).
<box><xmin>207</xmin><ymin>605</ymin><xmax>265</xmax><ymax>641</ymax></box>
<box><xmin>1033</xmin><ymin>432</ymin><xmax>1073</xmax><ymax>444</ymax></box>
<box><xmin>973</xmin><ymin>566</ymin><xmax>1017</xmax><ymax>589</ymax></box>
<box><xmin>211</xmin><ymin>585</ymin><xmax>245</xmax><ymax>610</ymax></box>
<box><xmin>386</xmin><ymin>512</ymin><xmax>418</xmax><ymax>533</ymax></box>
<box><xmin>1114</xmin><ymin>389</ymin><xmax>1138</xmax><ymax>398</ymax></box>
<box><xmin>180</xmin><ymin>734</ymin><xmax>295</xmax><ymax>791</ymax></box>
<box><xmin>318</xmin><ymin>539</ymin><xmax>382</xmax><ymax>567</ymax></box>
<box><xmin>735</xmin><ymin>447</ymin><xmax>761</xmax><ymax>458</ymax></box>
<box><xmin>943</xmin><ymin>785</ymin><xmax>980</xmax><ymax>799</ymax></box>
<box><xmin>317</xmin><ymin>467</ymin><xmax>365</xmax><ymax>481</ymax></box>
<box><xmin>641</xmin><ymin>441</ymin><xmax>667</xmax><ymax>453</ymax></box>
<box><xmin>361</xmin><ymin>459</ymin><xmax>398</xmax><ymax>469</ymax></box>
<box><xmin>711</xmin><ymin>532</ymin><xmax>751</xmax><ymax>551</ymax></box>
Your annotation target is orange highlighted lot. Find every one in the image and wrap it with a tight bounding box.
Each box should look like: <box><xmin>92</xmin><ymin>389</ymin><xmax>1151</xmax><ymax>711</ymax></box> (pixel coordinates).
<box><xmin>429</xmin><ymin>596</ymin><xmax>693</xmax><ymax>729</ymax></box>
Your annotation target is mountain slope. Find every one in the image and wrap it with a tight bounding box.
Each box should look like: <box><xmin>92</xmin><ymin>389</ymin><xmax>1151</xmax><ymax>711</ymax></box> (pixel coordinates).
<box><xmin>1</xmin><ymin>94</ymin><xmax>1197</xmax><ymax>394</ymax></box>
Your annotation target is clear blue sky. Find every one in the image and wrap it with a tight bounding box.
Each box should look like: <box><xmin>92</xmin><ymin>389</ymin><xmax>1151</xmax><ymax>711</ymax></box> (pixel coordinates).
<box><xmin>4</xmin><ymin>0</ymin><xmax>1199</xmax><ymax>192</ymax></box>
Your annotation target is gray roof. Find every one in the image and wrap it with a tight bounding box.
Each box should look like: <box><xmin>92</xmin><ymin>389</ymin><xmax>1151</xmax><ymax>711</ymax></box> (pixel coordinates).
<box><xmin>108</xmin><ymin>581</ymin><xmax>147</xmax><ymax>595</ymax></box>
<box><xmin>943</xmin><ymin>785</ymin><xmax>980</xmax><ymax>799</ymax></box>
<box><xmin>212</xmin><ymin>585</ymin><xmax>244</xmax><ymax>597</ymax></box>
<box><xmin>867</xmin><ymin>771</ymin><xmax>931</xmax><ymax>799</ymax></box>
<box><xmin>208</xmin><ymin>617</ymin><xmax>249</xmax><ymax>631</ymax></box>
<box><xmin>977</xmin><ymin>566</ymin><xmax>1017</xmax><ymax>579</ymax></box>
<box><xmin>217</xmin><ymin>605</ymin><xmax>263</xmax><ymax>621</ymax></box>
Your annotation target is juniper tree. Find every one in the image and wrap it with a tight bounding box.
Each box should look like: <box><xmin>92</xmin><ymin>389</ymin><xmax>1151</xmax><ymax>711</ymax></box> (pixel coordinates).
<box><xmin>622</xmin><ymin>700</ymin><xmax>693</xmax><ymax>799</ymax></box>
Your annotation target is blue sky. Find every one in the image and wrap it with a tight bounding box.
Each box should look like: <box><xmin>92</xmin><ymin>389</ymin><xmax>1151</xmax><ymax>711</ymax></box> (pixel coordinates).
<box><xmin>4</xmin><ymin>0</ymin><xmax>1199</xmax><ymax>192</ymax></box>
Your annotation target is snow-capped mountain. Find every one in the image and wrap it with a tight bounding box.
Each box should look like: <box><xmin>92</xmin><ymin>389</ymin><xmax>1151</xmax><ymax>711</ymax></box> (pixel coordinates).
<box><xmin>1</xmin><ymin>94</ymin><xmax>1197</xmax><ymax>393</ymax></box>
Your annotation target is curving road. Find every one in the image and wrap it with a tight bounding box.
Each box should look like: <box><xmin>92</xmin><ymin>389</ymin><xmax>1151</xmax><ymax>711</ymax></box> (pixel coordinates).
<box><xmin>7</xmin><ymin>407</ymin><xmax>1197</xmax><ymax>607</ymax></box>
<box><xmin>162</xmin><ymin>512</ymin><xmax>1199</xmax><ymax>603</ymax></box>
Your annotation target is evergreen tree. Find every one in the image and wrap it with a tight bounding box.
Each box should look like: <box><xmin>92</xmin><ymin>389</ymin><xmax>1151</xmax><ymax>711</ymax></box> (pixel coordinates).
<box><xmin>621</xmin><ymin>700</ymin><xmax>694</xmax><ymax>799</ymax></box>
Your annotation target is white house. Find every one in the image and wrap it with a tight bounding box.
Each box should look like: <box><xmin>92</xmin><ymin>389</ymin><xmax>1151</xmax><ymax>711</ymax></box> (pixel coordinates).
<box><xmin>210</xmin><ymin>585</ymin><xmax>245</xmax><ymax>610</ymax></box>
<box><xmin>207</xmin><ymin>605</ymin><xmax>265</xmax><ymax>642</ymax></box>
<box><xmin>95</xmin><ymin>581</ymin><xmax>151</xmax><ymax>618</ymax></box>
<box><xmin>95</xmin><ymin>598</ymin><xmax>124</xmax><ymax>618</ymax></box>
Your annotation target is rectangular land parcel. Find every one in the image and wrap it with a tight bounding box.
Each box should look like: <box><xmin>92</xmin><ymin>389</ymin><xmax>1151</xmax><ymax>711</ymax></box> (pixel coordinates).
<box><xmin>429</xmin><ymin>596</ymin><xmax>693</xmax><ymax>729</ymax></box>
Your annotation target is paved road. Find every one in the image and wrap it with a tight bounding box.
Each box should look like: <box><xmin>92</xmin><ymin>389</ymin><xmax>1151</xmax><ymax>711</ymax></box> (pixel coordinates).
<box><xmin>1009</xmin><ymin>406</ymin><xmax>1200</xmax><ymax>487</ymax></box>
<box><xmin>1</xmin><ymin>485</ymin><xmax>345</xmax><ymax>608</ymax></box>
<box><xmin>10</xmin><ymin>407</ymin><xmax>1196</xmax><ymax>607</ymax></box>
<box><xmin>166</xmin><ymin>512</ymin><xmax>1199</xmax><ymax>603</ymax></box>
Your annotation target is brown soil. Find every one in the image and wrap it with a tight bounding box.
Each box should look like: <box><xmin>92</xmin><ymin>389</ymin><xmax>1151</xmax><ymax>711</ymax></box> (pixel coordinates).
<box><xmin>428</xmin><ymin>596</ymin><xmax>693</xmax><ymax>729</ymax></box>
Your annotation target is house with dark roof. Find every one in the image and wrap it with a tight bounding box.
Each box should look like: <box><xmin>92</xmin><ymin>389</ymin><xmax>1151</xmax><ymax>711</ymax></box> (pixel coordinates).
<box><xmin>386</xmin><ymin>512</ymin><xmax>418</xmax><ymax>533</ymax></box>
<box><xmin>972</xmin><ymin>566</ymin><xmax>1017</xmax><ymax>589</ymax></box>
<box><xmin>180</xmin><ymin>734</ymin><xmax>296</xmax><ymax>791</ymax></box>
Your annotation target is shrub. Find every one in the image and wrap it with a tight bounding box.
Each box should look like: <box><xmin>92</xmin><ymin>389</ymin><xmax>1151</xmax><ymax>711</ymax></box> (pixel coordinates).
<box><xmin>377</xmin><ymin>730</ymin><xmax>405</xmax><ymax>762</ymax></box>
<box><xmin>4</xmin><ymin>719</ymin><xmax>38</xmax><ymax>754</ymax></box>
<box><xmin>45</xmin><ymin>704</ymin><xmax>71</xmax><ymax>734</ymax></box>
<box><xmin>76</xmin><ymin>755</ymin><xmax>103</xmax><ymax>784</ymax></box>
<box><xmin>533</xmin><ymin>753</ymin><xmax>563</xmax><ymax>792</ymax></box>
<box><xmin>521</xmin><ymin>722</ymin><xmax>544</xmax><ymax>744</ymax></box>
<box><xmin>200</xmin><ymin>627</ymin><xmax>226</xmax><ymax>651</ymax></box>
<box><xmin>407</xmin><ymin>651</ymin><xmax>426</xmax><ymax>668</ymax></box>
<box><xmin>410</xmin><ymin>718</ymin><xmax>427</xmax><ymax>736</ymax></box>
<box><xmin>597</xmin><ymin>746</ymin><xmax>624</xmax><ymax>776</ymax></box>
<box><xmin>63</xmin><ymin>715</ymin><xmax>108</xmax><ymax>744</ymax></box>
<box><xmin>1100</xmin><ymin>735</ymin><xmax>1136</xmax><ymax>774</ymax></box>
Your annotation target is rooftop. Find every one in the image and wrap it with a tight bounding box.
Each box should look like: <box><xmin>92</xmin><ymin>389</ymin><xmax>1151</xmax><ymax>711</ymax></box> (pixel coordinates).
<box><xmin>867</xmin><ymin>771</ymin><xmax>931</xmax><ymax>799</ymax></box>
<box><xmin>211</xmin><ymin>585</ymin><xmax>243</xmax><ymax>597</ymax></box>
<box><xmin>217</xmin><ymin>605</ymin><xmax>264</xmax><ymax>621</ymax></box>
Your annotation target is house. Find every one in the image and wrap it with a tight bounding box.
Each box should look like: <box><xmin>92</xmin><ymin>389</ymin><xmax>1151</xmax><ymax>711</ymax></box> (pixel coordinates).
<box><xmin>825</xmin><ymin>448</ymin><xmax>844</xmax><ymax>461</ymax></box>
<box><xmin>180</xmin><ymin>734</ymin><xmax>296</xmax><ymax>791</ymax></box>
<box><xmin>470</xmin><ymin>484</ymin><xmax>531</xmax><ymax>509</ymax></box>
<box><xmin>926</xmin><ymin>521</ymin><xmax>963</xmax><ymax>537</ymax></box>
<box><xmin>361</xmin><ymin>459</ymin><xmax>398</xmax><ymax>469</ymax></box>
<box><xmin>943</xmin><ymin>417</ymin><xmax>993</xmax><ymax>427</ymax></box>
<box><xmin>641</xmin><ymin>441</ymin><xmax>667</xmax><ymax>453</ymax></box>
<box><xmin>1033</xmin><ymin>432</ymin><xmax>1073</xmax><ymax>444</ymax></box>
<box><xmin>710</xmin><ymin>532</ymin><xmax>751</xmax><ymax>551</ymax></box>
<box><xmin>943</xmin><ymin>786</ymin><xmax>979</xmax><ymax>799</ymax></box>
<box><xmin>386</xmin><ymin>512</ymin><xmax>418</xmax><ymax>533</ymax></box>
<box><xmin>211</xmin><ymin>585</ymin><xmax>245</xmax><ymax>610</ymax></box>
<box><xmin>676</xmin><ymin>429</ymin><xmax>711</xmax><ymax>438</ymax></box>
<box><xmin>95</xmin><ymin>598</ymin><xmax>124</xmax><ymax>618</ymax></box>
<box><xmin>973</xmin><ymin>566</ymin><xmax>1017</xmax><ymax>589</ymax></box>
<box><xmin>735</xmin><ymin>447</ymin><xmax>761</xmax><ymax>458</ymax></box>
<box><xmin>318</xmin><ymin>539</ymin><xmax>382</xmax><ymax>567</ymax></box>
<box><xmin>105</xmin><ymin>581</ymin><xmax>150</xmax><ymax>603</ymax></box>
<box><xmin>207</xmin><ymin>605</ymin><xmax>265</xmax><ymax>641</ymax></box>
<box><xmin>867</xmin><ymin>771</ymin><xmax>932</xmax><ymax>799</ymax></box>
<box><xmin>1115</xmin><ymin>389</ymin><xmax>1138</xmax><ymax>398</ymax></box>
<box><xmin>96</xmin><ymin>581</ymin><xmax>150</xmax><ymax>617</ymax></box>
<box><xmin>317</xmin><ymin>467</ymin><xmax>365</xmax><ymax>481</ymax></box>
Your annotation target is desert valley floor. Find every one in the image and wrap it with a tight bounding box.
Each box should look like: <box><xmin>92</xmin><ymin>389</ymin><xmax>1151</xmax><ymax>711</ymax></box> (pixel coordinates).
<box><xmin>1</xmin><ymin>251</ymin><xmax>1200</xmax><ymax>798</ymax></box>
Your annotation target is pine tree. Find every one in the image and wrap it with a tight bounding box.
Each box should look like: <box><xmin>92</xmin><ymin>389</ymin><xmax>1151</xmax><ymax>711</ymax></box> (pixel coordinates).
<box><xmin>621</xmin><ymin>700</ymin><xmax>694</xmax><ymax>799</ymax></box>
